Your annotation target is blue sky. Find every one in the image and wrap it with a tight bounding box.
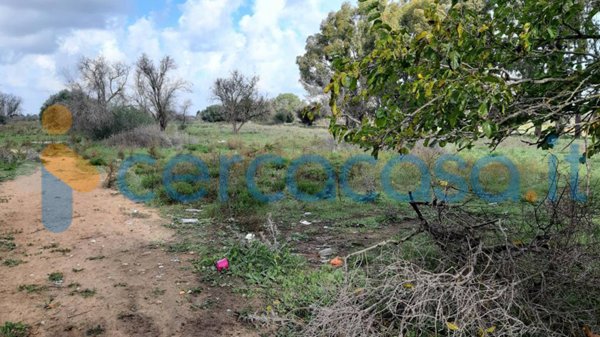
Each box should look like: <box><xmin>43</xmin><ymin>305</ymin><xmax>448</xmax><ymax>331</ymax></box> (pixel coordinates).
<box><xmin>0</xmin><ymin>0</ymin><xmax>351</xmax><ymax>115</ymax></box>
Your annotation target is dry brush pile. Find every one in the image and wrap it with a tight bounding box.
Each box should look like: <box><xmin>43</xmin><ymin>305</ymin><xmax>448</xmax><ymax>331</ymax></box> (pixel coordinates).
<box><xmin>303</xmin><ymin>184</ymin><xmax>600</xmax><ymax>337</ymax></box>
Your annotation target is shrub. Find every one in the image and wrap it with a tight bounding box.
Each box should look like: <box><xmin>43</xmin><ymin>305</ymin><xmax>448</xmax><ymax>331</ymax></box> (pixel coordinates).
<box><xmin>297</xmin><ymin>102</ymin><xmax>323</xmax><ymax>126</ymax></box>
<box><xmin>110</xmin><ymin>106</ymin><xmax>154</xmax><ymax>134</ymax></box>
<box><xmin>104</xmin><ymin>125</ymin><xmax>175</xmax><ymax>148</ymax></box>
<box><xmin>140</xmin><ymin>174</ymin><xmax>162</xmax><ymax>190</ymax></box>
<box><xmin>198</xmin><ymin>105</ymin><xmax>225</xmax><ymax>122</ymax></box>
<box><xmin>40</xmin><ymin>90</ymin><xmax>154</xmax><ymax>140</ymax></box>
<box><xmin>89</xmin><ymin>157</ymin><xmax>108</xmax><ymax>166</ymax></box>
<box><xmin>273</xmin><ymin>110</ymin><xmax>295</xmax><ymax>124</ymax></box>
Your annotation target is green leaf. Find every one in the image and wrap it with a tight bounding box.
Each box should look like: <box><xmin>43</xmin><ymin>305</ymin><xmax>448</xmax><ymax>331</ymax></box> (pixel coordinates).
<box><xmin>450</xmin><ymin>51</ymin><xmax>460</xmax><ymax>70</ymax></box>
<box><xmin>416</xmin><ymin>31</ymin><xmax>430</xmax><ymax>42</ymax></box>
<box><xmin>482</xmin><ymin>122</ymin><xmax>493</xmax><ymax>138</ymax></box>
<box><xmin>478</xmin><ymin>103</ymin><xmax>488</xmax><ymax>117</ymax></box>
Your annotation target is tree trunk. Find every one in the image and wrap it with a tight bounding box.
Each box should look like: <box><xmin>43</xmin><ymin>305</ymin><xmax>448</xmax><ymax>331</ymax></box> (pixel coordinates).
<box><xmin>535</xmin><ymin>125</ymin><xmax>542</xmax><ymax>138</ymax></box>
<box><xmin>159</xmin><ymin>115</ymin><xmax>167</xmax><ymax>131</ymax></box>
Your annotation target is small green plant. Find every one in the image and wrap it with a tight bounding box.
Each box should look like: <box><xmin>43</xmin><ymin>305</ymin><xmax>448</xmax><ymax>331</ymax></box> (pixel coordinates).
<box><xmin>71</xmin><ymin>288</ymin><xmax>96</xmax><ymax>298</ymax></box>
<box><xmin>48</xmin><ymin>272</ymin><xmax>64</xmax><ymax>283</ymax></box>
<box><xmin>89</xmin><ymin>157</ymin><xmax>108</xmax><ymax>166</ymax></box>
<box><xmin>226</xmin><ymin>241</ymin><xmax>305</xmax><ymax>285</ymax></box>
<box><xmin>0</xmin><ymin>238</ymin><xmax>16</xmax><ymax>252</ymax></box>
<box><xmin>0</xmin><ymin>321</ymin><xmax>29</xmax><ymax>337</ymax></box>
<box><xmin>18</xmin><ymin>284</ymin><xmax>47</xmax><ymax>294</ymax></box>
<box><xmin>2</xmin><ymin>259</ymin><xmax>24</xmax><ymax>267</ymax></box>
<box><xmin>189</xmin><ymin>287</ymin><xmax>203</xmax><ymax>295</ymax></box>
<box><xmin>85</xmin><ymin>325</ymin><xmax>105</xmax><ymax>336</ymax></box>
<box><xmin>50</xmin><ymin>248</ymin><xmax>72</xmax><ymax>254</ymax></box>
<box><xmin>41</xmin><ymin>243</ymin><xmax>59</xmax><ymax>250</ymax></box>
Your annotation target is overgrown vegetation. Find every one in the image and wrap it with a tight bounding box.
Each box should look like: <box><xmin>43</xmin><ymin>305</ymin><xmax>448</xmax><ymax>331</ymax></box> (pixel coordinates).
<box><xmin>0</xmin><ymin>321</ymin><xmax>29</xmax><ymax>337</ymax></box>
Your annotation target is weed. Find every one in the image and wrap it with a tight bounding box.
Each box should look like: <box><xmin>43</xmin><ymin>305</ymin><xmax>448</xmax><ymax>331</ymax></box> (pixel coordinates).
<box><xmin>71</xmin><ymin>288</ymin><xmax>96</xmax><ymax>298</ymax></box>
<box><xmin>188</xmin><ymin>287</ymin><xmax>202</xmax><ymax>295</ymax></box>
<box><xmin>89</xmin><ymin>157</ymin><xmax>107</xmax><ymax>166</ymax></box>
<box><xmin>51</xmin><ymin>248</ymin><xmax>72</xmax><ymax>254</ymax></box>
<box><xmin>48</xmin><ymin>272</ymin><xmax>64</xmax><ymax>283</ymax></box>
<box><xmin>85</xmin><ymin>325</ymin><xmax>105</xmax><ymax>336</ymax></box>
<box><xmin>41</xmin><ymin>243</ymin><xmax>59</xmax><ymax>250</ymax></box>
<box><xmin>0</xmin><ymin>236</ymin><xmax>16</xmax><ymax>252</ymax></box>
<box><xmin>0</xmin><ymin>321</ymin><xmax>29</xmax><ymax>337</ymax></box>
<box><xmin>224</xmin><ymin>241</ymin><xmax>304</xmax><ymax>286</ymax></box>
<box><xmin>18</xmin><ymin>284</ymin><xmax>47</xmax><ymax>294</ymax></box>
<box><xmin>2</xmin><ymin>259</ymin><xmax>24</xmax><ymax>267</ymax></box>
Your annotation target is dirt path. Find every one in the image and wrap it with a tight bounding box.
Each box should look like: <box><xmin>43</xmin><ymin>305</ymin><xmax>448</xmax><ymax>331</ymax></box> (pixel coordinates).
<box><xmin>0</xmin><ymin>170</ymin><xmax>258</xmax><ymax>337</ymax></box>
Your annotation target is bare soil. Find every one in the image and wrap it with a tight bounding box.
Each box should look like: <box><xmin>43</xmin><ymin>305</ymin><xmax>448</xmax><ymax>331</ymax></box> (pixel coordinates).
<box><xmin>0</xmin><ymin>171</ymin><xmax>259</xmax><ymax>337</ymax></box>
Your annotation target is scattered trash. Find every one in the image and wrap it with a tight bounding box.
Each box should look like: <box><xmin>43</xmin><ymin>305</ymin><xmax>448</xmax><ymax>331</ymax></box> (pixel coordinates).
<box><xmin>245</xmin><ymin>233</ymin><xmax>256</xmax><ymax>242</ymax></box>
<box><xmin>185</xmin><ymin>209</ymin><xmax>202</xmax><ymax>213</ymax></box>
<box><xmin>180</xmin><ymin>219</ymin><xmax>200</xmax><ymax>224</ymax></box>
<box><xmin>330</xmin><ymin>257</ymin><xmax>344</xmax><ymax>268</ymax></box>
<box><xmin>215</xmin><ymin>258</ymin><xmax>229</xmax><ymax>272</ymax></box>
<box><xmin>300</xmin><ymin>220</ymin><xmax>312</xmax><ymax>226</ymax></box>
<box><xmin>319</xmin><ymin>248</ymin><xmax>334</xmax><ymax>259</ymax></box>
<box><xmin>304</xmin><ymin>212</ymin><xmax>312</xmax><ymax>216</ymax></box>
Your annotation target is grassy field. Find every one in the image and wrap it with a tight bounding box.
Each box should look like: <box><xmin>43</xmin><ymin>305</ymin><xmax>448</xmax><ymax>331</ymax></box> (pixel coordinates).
<box><xmin>1</xmin><ymin>119</ymin><xmax>598</xmax><ymax>334</ymax></box>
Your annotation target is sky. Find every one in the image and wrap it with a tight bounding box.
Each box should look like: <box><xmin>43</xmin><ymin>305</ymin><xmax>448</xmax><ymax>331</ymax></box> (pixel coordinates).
<box><xmin>0</xmin><ymin>0</ymin><xmax>350</xmax><ymax>115</ymax></box>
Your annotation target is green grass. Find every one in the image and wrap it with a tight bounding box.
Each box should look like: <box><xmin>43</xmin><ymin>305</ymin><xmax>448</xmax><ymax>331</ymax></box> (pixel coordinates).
<box><xmin>0</xmin><ymin>321</ymin><xmax>29</xmax><ymax>337</ymax></box>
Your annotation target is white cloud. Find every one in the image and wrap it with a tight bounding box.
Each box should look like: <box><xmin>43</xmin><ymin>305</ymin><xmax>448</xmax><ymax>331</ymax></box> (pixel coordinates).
<box><xmin>0</xmin><ymin>0</ymin><xmax>349</xmax><ymax>115</ymax></box>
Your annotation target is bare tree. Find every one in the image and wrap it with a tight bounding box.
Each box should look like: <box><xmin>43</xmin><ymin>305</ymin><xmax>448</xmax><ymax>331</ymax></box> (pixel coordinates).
<box><xmin>72</xmin><ymin>56</ymin><xmax>129</xmax><ymax>111</ymax></box>
<box><xmin>134</xmin><ymin>54</ymin><xmax>190</xmax><ymax>131</ymax></box>
<box><xmin>0</xmin><ymin>92</ymin><xmax>23</xmax><ymax>123</ymax></box>
<box><xmin>178</xmin><ymin>99</ymin><xmax>193</xmax><ymax>129</ymax></box>
<box><xmin>211</xmin><ymin>70</ymin><xmax>269</xmax><ymax>134</ymax></box>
